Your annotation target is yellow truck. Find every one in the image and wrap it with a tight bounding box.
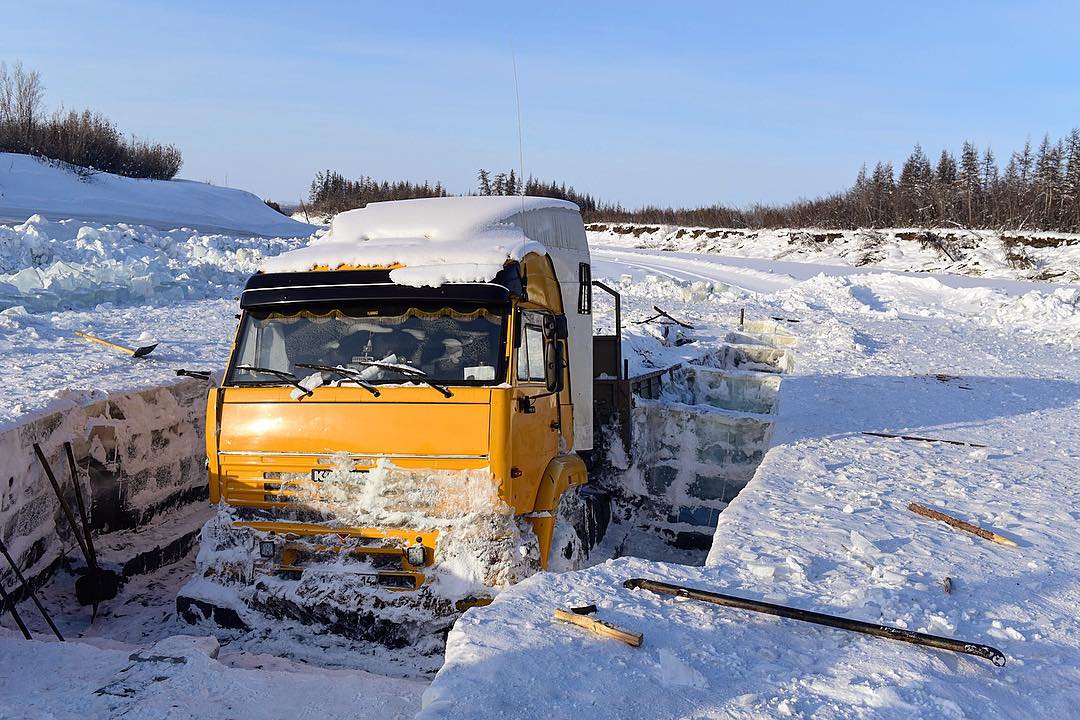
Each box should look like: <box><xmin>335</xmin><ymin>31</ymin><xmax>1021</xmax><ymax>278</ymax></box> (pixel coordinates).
<box><xmin>177</xmin><ymin>197</ymin><xmax>608</xmax><ymax>644</ymax></box>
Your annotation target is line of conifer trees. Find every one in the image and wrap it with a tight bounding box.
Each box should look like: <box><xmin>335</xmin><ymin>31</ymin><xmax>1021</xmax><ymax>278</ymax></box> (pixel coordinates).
<box><xmin>580</xmin><ymin>132</ymin><xmax>1080</xmax><ymax>232</ymax></box>
<box><xmin>309</xmin><ymin>130</ymin><xmax>1080</xmax><ymax>233</ymax></box>
<box><xmin>307</xmin><ymin>169</ymin><xmax>449</xmax><ymax>216</ymax></box>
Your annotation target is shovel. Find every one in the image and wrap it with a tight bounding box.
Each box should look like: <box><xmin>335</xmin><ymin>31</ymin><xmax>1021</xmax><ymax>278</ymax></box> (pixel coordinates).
<box><xmin>32</xmin><ymin>443</ymin><xmax>120</xmax><ymax>614</ymax></box>
<box><xmin>74</xmin><ymin>330</ymin><xmax>158</xmax><ymax>358</ymax></box>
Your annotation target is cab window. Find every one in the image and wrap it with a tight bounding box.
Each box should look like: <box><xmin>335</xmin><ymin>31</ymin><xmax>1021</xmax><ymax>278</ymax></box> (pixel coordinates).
<box><xmin>517</xmin><ymin>310</ymin><xmax>548</xmax><ymax>382</ymax></box>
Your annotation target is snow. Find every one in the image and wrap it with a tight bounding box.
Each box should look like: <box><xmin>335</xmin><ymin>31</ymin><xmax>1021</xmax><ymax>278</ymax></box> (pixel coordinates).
<box><xmin>330</xmin><ymin>196</ymin><xmax>577</xmax><ymax>244</ymax></box>
<box><xmin>1</xmin><ymin>180</ymin><xmax>1078</xmax><ymax>718</ymax></box>
<box><xmin>0</xmin><ymin>152</ymin><xmax>316</xmax><ymax>237</ymax></box>
<box><xmin>588</xmin><ymin>223</ymin><xmax>1080</xmax><ymax>284</ymax></box>
<box><xmin>418</xmin><ymin>254</ymin><xmax>1080</xmax><ymax>718</ymax></box>
<box><xmin>0</xmin><ymin>210</ymin><xmax>318</xmax><ymax>427</ymax></box>
<box><xmin>0</xmin><ymin>214</ymin><xmax>310</xmax><ymax>313</ymax></box>
<box><xmin>389</xmin><ymin>262</ymin><xmax>508</xmax><ymax>288</ymax></box>
<box><xmin>262</xmin><ymin>196</ymin><xmax>569</xmax><ymax>276</ymax></box>
<box><xmin>0</xmin><ymin>297</ymin><xmax>240</xmax><ymax>431</ymax></box>
<box><xmin>0</xmin><ymin>632</ymin><xmax>425</xmax><ymax>720</ymax></box>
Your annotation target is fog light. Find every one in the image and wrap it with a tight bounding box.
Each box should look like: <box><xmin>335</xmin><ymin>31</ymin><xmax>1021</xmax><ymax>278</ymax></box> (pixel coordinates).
<box><xmin>405</xmin><ymin>545</ymin><xmax>426</xmax><ymax>566</ymax></box>
<box><xmin>259</xmin><ymin>540</ymin><xmax>276</xmax><ymax>559</ymax></box>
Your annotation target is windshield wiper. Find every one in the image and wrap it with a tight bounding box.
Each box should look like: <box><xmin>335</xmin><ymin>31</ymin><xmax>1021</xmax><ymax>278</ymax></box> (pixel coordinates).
<box><xmin>352</xmin><ymin>360</ymin><xmax>454</xmax><ymax>398</ymax></box>
<box><xmin>234</xmin><ymin>365</ymin><xmax>314</xmax><ymax>397</ymax></box>
<box><xmin>296</xmin><ymin>363</ymin><xmax>381</xmax><ymax>397</ymax></box>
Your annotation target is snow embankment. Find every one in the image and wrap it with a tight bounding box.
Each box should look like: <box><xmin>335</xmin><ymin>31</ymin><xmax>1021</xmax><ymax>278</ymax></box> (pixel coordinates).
<box><xmin>0</xmin><ymin>152</ymin><xmax>316</xmax><ymax>237</ymax></box>
<box><xmin>419</xmin><ymin>266</ymin><xmax>1080</xmax><ymax>719</ymax></box>
<box><xmin>588</xmin><ymin>223</ymin><xmax>1080</xmax><ymax>284</ymax></box>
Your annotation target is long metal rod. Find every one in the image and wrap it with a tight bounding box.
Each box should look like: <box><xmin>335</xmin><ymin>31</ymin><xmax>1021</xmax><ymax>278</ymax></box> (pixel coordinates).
<box><xmin>65</xmin><ymin>443</ymin><xmax>97</xmax><ymax>568</ymax></box>
<box><xmin>862</xmin><ymin>431</ymin><xmax>986</xmax><ymax>448</ymax></box>
<box><xmin>0</xmin><ymin>538</ymin><xmax>63</xmax><ymax>640</ymax></box>
<box><xmin>32</xmin><ymin>443</ymin><xmax>91</xmax><ymax>565</ymax></box>
<box><xmin>0</xmin><ymin>581</ymin><xmax>32</xmax><ymax>640</ymax></box>
<box><xmin>592</xmin><ymin>281</ymin><xmax>622</xmax><ymax>378</ymax></box>
<box><xmin>64</xmin><ymin>442</ymin><xmax>101</xmax><ymax>619</ymax></box>
<box><xmin>624</xmin><ymin>578</ymin><xmax>1006</xmax><ymax>667</ymax></box>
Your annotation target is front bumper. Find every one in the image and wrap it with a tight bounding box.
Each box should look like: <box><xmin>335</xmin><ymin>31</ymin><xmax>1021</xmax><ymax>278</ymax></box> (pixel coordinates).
<box><xmin>237</xmin><ymin>520</ymin><xmax>438</xmax><ymax>591</ymax></box>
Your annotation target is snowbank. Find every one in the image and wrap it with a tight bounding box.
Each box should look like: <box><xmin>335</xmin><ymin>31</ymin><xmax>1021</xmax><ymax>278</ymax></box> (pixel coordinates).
<box><xmin>0</xmin><ymin>152</ymin><xmax>316</xmax><ymax>237</ymax></box>
<box><xmin>262</xmin><ymin>196</ymin><xmax>570</xmax><ymax>281</ymax></box>
<box><xmin>588</xmin><ymin>223</ymin><xmax>1080</xmax><ymax>284</ymax></box>
<box><xmin>779</xmin><ymin>272</ymin><xmax>1080</xmax><ymax>348</ymax></box>
<box><xmin>0</xmin><ymin>215</ymin><xmax>308</xmax><ymax>312</ymax></box>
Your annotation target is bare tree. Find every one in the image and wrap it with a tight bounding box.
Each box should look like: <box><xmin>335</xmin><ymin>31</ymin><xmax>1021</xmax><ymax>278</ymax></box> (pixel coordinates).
<box><xmin>1</xmin><ymin>59</ymin><xmax>181</xmax><ymax>179</ymax></box>
<box><xmin>12</xmin><ymin>61</ymin><xmax>43</xmax><ymax>136</ymax></box>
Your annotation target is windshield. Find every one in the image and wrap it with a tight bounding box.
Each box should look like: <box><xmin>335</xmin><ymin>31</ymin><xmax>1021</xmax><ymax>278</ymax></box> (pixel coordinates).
<box><xmin>227</xmin><ymin>305</ymin><xmax>507</xmax><ymax>386</ymax></box>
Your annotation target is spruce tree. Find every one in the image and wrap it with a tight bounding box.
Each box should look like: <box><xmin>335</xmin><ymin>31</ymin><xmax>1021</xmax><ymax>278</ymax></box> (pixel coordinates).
<box><xmin>898</xmin><ymin>144</ymin><xmax>934</xmax><ymax>225</ymax></box>
<box><xmin>935</xmin><ymin>149</ymin><xmax>958</xmax><ymax>224</ymax></box>
<box><xmin>958</xmin><ymin>142</ymin><xmax>981</xmax><ymax>226</ymax></box>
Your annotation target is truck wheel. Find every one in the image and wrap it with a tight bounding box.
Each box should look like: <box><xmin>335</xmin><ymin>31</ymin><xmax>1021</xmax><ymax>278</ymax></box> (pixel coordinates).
<box><xmin>547</xmin><ymin>486</ymin><xmax>588</xmax><ymax>573</ymax></box>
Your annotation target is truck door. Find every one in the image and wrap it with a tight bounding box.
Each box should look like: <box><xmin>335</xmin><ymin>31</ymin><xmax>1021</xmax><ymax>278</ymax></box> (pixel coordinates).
<box><xmin>511</xmin><ymin>309</ymin><xmax>561</xmax><ymax>509</ymax></box>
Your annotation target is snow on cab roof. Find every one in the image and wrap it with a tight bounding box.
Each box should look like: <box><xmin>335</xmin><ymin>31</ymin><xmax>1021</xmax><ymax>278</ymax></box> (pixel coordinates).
<box><xmin>261</xmin><ymin>196</ymin><xmax>581</xmax><ymax>287</ymax></box>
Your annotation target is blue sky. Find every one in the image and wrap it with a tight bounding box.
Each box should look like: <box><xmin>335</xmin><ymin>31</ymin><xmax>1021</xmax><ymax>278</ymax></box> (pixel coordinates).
<box><xmin>4</xmin><ymin>1</ymin><xmax>1079</xmax><ymax>208</ymax></box>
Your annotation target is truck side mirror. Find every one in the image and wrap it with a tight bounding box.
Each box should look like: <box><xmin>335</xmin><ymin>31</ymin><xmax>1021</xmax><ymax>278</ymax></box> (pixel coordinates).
<box><xmin>545</xmin><ymin>341</ymin><xmax>565</xmax><ymax>393</ymax></box>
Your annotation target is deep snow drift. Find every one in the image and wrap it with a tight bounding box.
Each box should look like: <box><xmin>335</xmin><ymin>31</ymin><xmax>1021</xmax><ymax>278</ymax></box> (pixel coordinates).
<box><xmin>0</xmin><ymin>152</ymin><xmax>315</xmax><ymax>237</ymax></box>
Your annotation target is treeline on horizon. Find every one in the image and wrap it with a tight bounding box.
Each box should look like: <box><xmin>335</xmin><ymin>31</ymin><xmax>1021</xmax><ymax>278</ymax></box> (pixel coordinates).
<box><xmin>310</xmin><ymin>130</ymin><xmax>1080</xmax><ymax>233</ymax></box>
<box><xmin>0</xmin><ymin>61</ymin><xmax>182</xmax><ymax>180</ymax></box>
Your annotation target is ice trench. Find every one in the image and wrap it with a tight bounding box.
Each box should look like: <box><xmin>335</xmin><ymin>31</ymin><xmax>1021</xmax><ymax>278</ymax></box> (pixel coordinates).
<box><xmin>598</xmin><ymin>319</ymin><xmax>797</xmax><ymax>557</ymax></box>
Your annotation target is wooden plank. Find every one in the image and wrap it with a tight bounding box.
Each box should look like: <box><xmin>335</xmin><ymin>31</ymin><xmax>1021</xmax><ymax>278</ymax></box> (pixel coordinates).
<box><xmin>908</xmin><ymin>503</ymin><xmax>1019</xmax><ymax>547</ymax></box>
<box><xmin>553</xmin><ymin>608</ymin><xmax>642</xmax><ymax>647</ymax></box>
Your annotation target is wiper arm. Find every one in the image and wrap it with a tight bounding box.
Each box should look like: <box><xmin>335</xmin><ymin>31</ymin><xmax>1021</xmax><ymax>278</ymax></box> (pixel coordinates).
<box><xmin>295</xmin><ymin>363</ymin><xmax>381</xmax><ymax>397</ymax></box>
<box><xmin>352</xmin><ymin>360</ymin><xmax>454</xmax><ymax>398</ymax></box>
<box><xmin>234</xmin><ymin>364</ymin><xmax>313</xmax><ymax>397</ymax></box>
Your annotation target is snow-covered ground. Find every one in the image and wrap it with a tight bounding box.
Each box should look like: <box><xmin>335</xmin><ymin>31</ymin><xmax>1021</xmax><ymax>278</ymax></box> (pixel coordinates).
<box><xmin>2</xmin><ymin>632</ymin><xmax>425</xmax><ymax>719</ymax></box>
<box><xmin>1</xmin><ymin>195</ymin><xmax>1078</xmax><ymax>718</ymax></box>
<box><xmin>419</xmin><ymin>268</ymin><xmax>1080</xmax><ymax>718</ymax></box>
<box><xmin>0</xmin><ymin>152</ymin><xmax>315</xmax><ymax>237</ymax></box>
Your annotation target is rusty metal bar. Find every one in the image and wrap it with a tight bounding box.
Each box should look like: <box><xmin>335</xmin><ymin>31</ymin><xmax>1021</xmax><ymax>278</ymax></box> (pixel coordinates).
<box><xmin>625</xmin><ymin>578</ymin><xmax>1006</xmax><ymax>667</ymax></box>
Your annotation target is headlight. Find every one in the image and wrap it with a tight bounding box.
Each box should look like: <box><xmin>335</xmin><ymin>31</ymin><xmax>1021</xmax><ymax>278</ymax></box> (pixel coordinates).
<box><xmin>259</xmin><ymin>540</ymin><xmax>276</xmax><ymax>559</ymax></box>
<box><xmin>406</xmin><ymin>544</ymin><xmax>426</xmax><ymax>566</ymax></box>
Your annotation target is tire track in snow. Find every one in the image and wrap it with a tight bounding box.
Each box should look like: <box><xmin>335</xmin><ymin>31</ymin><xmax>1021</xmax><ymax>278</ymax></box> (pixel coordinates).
<box><xmin>591</xmin><ymin>245</ymin><xmax>796</xmax><ymax>294</ymax></box>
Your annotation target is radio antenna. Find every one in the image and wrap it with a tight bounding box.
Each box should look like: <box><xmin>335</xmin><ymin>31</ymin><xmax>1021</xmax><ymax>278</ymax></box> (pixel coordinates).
<box><xmin>510</xmin><ymin>39</ymin><xmax>527</xmax><ymax>254</ymax></box>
